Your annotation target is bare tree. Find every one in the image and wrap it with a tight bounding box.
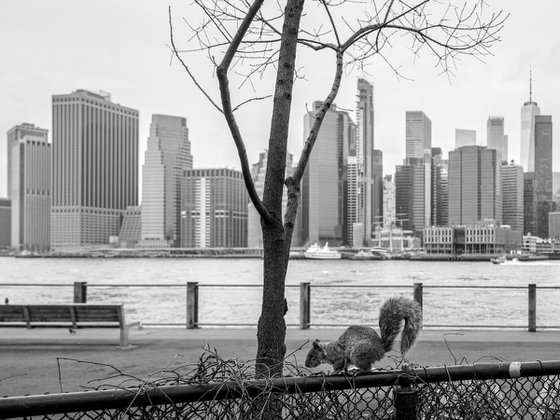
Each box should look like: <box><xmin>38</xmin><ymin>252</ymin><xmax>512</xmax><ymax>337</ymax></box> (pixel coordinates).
<box><xmin>170</xmin><ymin>0</ymin><xmax>506</xmax><ymax>377</ymax></box>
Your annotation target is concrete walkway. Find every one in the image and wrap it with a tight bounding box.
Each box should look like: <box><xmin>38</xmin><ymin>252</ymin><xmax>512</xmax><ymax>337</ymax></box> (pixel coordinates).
<box><xmin>2</xmin><ymin>326</ymin><xmax>560</xmax><ymax>345</ymax></box>
<box><xmin>1</xmin><ymin>326</ymin><xmax>560</xmax><ymax>397</ymax></box>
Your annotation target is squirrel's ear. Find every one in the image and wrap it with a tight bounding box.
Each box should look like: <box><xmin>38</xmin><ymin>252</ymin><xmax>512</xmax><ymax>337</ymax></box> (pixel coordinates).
<box><xmin>312</xmin><ymin>339</ymin><xmax>321</xmax><ymax>349</ymax></box>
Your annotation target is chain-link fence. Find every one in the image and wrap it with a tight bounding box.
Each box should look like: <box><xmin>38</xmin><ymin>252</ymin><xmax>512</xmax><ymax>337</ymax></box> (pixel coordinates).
<box><xmin>1</xmin><ymin>360</ymin><xmax>560</xmax><ymax>419</ymax></box>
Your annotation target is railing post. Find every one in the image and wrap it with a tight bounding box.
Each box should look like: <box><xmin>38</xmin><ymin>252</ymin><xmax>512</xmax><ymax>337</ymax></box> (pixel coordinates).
<box><xmin>413</xmin><ymin>283</ymin><xmax>423</xmax><ymax>312</ymax></box>
<box><xmin>73</xmin><ymin>282</ymin><xmax>87</xmax><ymax>303</ymax></box>
<box><xmin>395</xmin><ymin>367</ymin><xmax>419</xmax><ymax>420</ymax></box>
<box><xmin>187</xmin><ymin>282</ymin><xmax>199</xmax><ymax>329</ymax></box>
<box><xmin>300</xmin><ymin>282</ymin><xmax>310</xmax><ymax>329</ymax></box>
<box><xmin>528</xmin><ymin>283</ymin><xmax>536</xmax><ymax>332</ymax></box>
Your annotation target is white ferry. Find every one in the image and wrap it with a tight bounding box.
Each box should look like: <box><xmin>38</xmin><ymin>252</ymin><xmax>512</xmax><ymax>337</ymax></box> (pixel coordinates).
<box><xmin>304</xmin><ymin>243</ymin><xmax>341</xmax><ymax>260</ymax></box>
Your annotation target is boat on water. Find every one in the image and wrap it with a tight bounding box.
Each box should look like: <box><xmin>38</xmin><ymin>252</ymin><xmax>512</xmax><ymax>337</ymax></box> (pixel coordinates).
<box><xmin>304</xmin><ymin>243</ymin><xmax>341</xmax><ymax>260</ymax></box>
<box><xmin>490</xmin><ymin>256</ymin><xmax>507</xmax><ymax>264</ymax></box>
<box><xmin>350</xmin><ymin>249</ymin><xmax>383</xmax><ymax>260</ymax></box>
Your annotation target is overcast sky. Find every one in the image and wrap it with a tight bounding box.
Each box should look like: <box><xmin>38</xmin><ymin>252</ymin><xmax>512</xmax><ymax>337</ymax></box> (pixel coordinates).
<box><xmin>1</xmin><ymin>1</ymin><xmax>559</xmax><ymax>198</ymax></box>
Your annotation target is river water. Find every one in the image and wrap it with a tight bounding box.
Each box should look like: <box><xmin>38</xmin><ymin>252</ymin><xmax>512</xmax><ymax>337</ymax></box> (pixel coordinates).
<box><xmin>1</xmin><ymin>257</ymin><xmax>559</xmax><ymax>328</ymax></box>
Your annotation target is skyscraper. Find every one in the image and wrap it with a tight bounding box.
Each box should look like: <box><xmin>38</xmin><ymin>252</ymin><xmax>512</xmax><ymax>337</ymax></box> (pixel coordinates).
<box><xmin>520</xmin><ymin>71</ymin><xmax>540</xmax><ymax>171</ymax></box>
<box><xmin>534</xmin><ymin>115</ymin><xmax>553</xmax><ymax>238</ymax></box>
<box><xmin>247</xmin><ymin>150</ymin><xmax>301</xmax><ymax>248</ymax></box>
<box><xmin>395</xmin><ymin>162</ymin><xmax>427</xmax><ymax>234</ymax></box>
<box><xmin>501</xmin><ymin>162</ymin><xmax>523</xmax><ymax>232</ymax></box>
<box><xmin>9</xmin><ymin>125</ymin><xmax>51</xmax><ymax>252</ymax></box>
<box><xmin>181</xmin><ymin>168</ymin><xmax>248</xmax><ymax>247</ymax></box>
<box><xmin>140</xmin><ymin>114</ymin><xmax>192</xmax><ymax>247</ymax></box>
<box><xmin>524</xmin><ymin>173</ymin><xmax>537</xmax><ymax>235</ymax></box>
<box><xmin>455</xmin><ymin>129</ymin><xmax>476</xmax><ymax>149</ymax></box>
<box><xmin>302</xmin><ymin>102</ymin><xmax>357</xmax><ymax>246</ymax></box>
<box><xmin>404</xmin><ymin>111</ymin><xmax>432</xmax><ymax>231</ymax></box>
<box><xmin>431</xmin><ymin>148</ymin><xmax>449</xmax><ymax>227</ymax></box>
<box><xmin>372</xmin><ymin>149</ymin><xmax>384</xmax><ymax>231</ymax></box>
<box><xmin>448</xmin><ymin>146</ymin><xmax>502</xmax><ymax>226</ymax></box>
<box><xmin>0</xmin><ymin>198</ymin><xmax>11</xmax><ymax>248</ymax></box>
<box><xmin>51</xmin><ymin>90</ymin><xmax>139</xmax><ymax>249</ymax></box>
<box><xmin>356</xmin><ymin>79</ymin><xmax>377</xmax><ymax>244</ymax></box>
<box><xmin>487</xmin><ymin>116</ymin><xmax>505</xmax><ymax>161</ymax></box>
<box><xmin>502</xmin><ymin>135</ymin><xmax>509</xmax><ymax>163</ymax></box>
<box><xmin>6</xmin><ymin>123</ymin><xmax>48</xmax><ymax>199</ymax></box>
<box><xmin>406</xmin><ymin>111</ymin><xmax>432</xmax><ymax>161</ymax></box>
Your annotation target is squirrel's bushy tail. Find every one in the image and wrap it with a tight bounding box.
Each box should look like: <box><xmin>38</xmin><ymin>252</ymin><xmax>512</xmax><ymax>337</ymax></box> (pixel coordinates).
<box><xmin>378</xmin><ymin>296</ymin><xmax>423</xmax><ymax>355</ymax></box>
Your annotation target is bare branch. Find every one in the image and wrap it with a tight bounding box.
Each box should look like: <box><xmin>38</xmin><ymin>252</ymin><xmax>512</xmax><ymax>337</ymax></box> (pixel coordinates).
<box><xmin>215</xmin><ymin>0</ymin><xmax>274</xmax><ymax>225</ymax></box>
<box><xmin>168</xmin><ymin>7</ymin><xmax>223</xmax><ymax>114</ymax></box>
<box><xmin>232</xmin><ymin>95</ymin><xmax>273</xmax><ymax>112</ymax></box>
<box><xmin>292</xmin><ymin>49</ymin><xmax>344</xmax><ymax>184</ymax></box>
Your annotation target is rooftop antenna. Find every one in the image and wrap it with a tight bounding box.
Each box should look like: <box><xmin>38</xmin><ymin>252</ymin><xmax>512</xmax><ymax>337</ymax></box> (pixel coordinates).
<box><xmin>529</xmin><ymin>65</ymin><xmax>533</xmax><ymax>103</ymax></box>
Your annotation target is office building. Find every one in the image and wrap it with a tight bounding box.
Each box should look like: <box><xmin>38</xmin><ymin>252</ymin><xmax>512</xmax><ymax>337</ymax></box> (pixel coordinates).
<box><xmin>448</xmin><ymin>145</ymin><xmax>502</xmax><ymax>226</ymax></box>
<box><xmin>549</xmin><ymin>212</ymin><xmax>560</xmax><ymax>241</ymax></box>
<box><xmin>6</xmin><ymin>123</ymin><xmax>48</xmax><ymax>199</ymax></box>
<box><xmin>119</xmin><ymin>206</ymin><xmax>141</xmax><ymax>247</ymax></box>
<box><xmin>524</xmin><ymin>173</ymin><xmax>537</xmax><ymax>235</ymax></box>
<box><xmin>431</xmin><ymin>148</ymin><xmax>448</xmax><ymax>227</ymax></box>
<box><xmin>395</xmin><ymin>162</ymin><xmax>428</xmax><ymax>235</ymax></box>
<box><xmin>372</xmin><ymin>149</ymin><xmax>384</xmax><ymax>231</ymax></box>
<box><xmin>140</xmin><ymin>115</ymin><xmax>192</xmax><ymax>247</ymax></box>
<box><xmin>181</xmin><ymin>168</ymin><xmax>248</xmax><ymax>247</ymax></box>
<box><xmin>406</xmin><ymin>111</ymin><xmax>432</xmax><ymax>161</ymax></box>
<box><xmin>0</xmin><ymin>198</ymin><xmax>10</xmax><ymax>248</ymax></box>
<box><xmin>383</xmin><ymin>175</ymin><xmax>396</xmax><ymax>228</ymax></box>
<box><xmin>51</xmin><ymin>90</ymin><xmax>139</xmax><ymax>249</ymax></box>
<box><xmin>501</xmin><ymin>163</ymin><xmax>523</xmax><ymax>232</ymax></box>
<box><xmin>520</xmin><ymin>72</ymin><xmax>540</xmax><ymax>171</ymax></box>
<box><xmin>356</xmin><ymin>79</ymin><xmax>379</xmax><ymax>245</ymax></box>
<box><xmin>423</xmin><ymin>224</ymin><xmax>521</xmax><ymax>255</ymax></box>
<box><xmin>534</xmin><ymin>115</ymin><xmax>554</xmax><ymax>238</ymax></box>
<box><xmin>400</xmin><ymin>111</ymin><xmax>432</xmax><ymax>235</ymax></box>
<box><xmin>502</xmin><ymin>135</ymin><xmax>509</xmax><ymax>163</ymax></box>
<box><xmin>487</xmin><ymin>116</ymin><xmax>506</xmax><ymax>162</ymax></box>
<box><xmin>455</xmin><ymin>129</ymin><xmax>476</xmax><ymax>149</ymax></box>
<box><xmin>9</xmin><ymin>125</ymin><xmax>51</xmax><ymax>252</ymax></box>
<box><xmin>247</xmin><ymin>150</ymin><xmax>301</xmax><ymax>248</ymax></box>
<box><xmin>302</xmin><ymin>102</ymin><xmax>357</xmax><ymax>246</ymax></box>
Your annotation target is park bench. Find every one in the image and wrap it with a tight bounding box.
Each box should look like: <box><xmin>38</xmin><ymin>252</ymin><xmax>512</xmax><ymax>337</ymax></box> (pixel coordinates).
<box><xmin>0</xmin><ymin>304</ymin><xmax>138</xmax><ymax>347</ymax></box>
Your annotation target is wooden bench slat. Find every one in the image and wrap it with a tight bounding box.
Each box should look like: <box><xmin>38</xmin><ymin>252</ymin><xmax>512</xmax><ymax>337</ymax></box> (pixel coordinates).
<box><xmin>0</xmin><ymin>306</ymin><xmax>26</xmax><ymax>322</ymax></box>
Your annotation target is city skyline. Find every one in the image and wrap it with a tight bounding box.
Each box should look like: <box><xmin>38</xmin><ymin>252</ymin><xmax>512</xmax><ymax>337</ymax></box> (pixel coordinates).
<box><xmin>1</xmin><ymin>1</ymin><xmax>559</xmax><ymax>199</ymax></box>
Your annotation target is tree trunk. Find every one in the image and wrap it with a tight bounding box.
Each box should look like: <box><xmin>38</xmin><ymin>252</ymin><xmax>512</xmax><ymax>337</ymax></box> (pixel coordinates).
<box><xmin>256</xmin><ymin>0</ymin><xmax>305</xmax><ymax>379</ymax></box>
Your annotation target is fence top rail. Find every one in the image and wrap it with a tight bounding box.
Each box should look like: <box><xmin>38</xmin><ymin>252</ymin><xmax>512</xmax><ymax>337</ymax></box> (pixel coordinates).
<box><xmin>2</xmin><ymin>360</ymin><xmax>560</xmax><ymax>418</ymax></box>
<box><xmin>2</xmin><ymin>283</ymin><xmax>560</xmax><ymax>290</ymax></box>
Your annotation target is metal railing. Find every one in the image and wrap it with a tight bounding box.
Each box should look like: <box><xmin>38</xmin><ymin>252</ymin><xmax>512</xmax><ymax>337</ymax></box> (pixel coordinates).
<box><xmin>1</xmin><ymin>360</ymin><xmax>559</xmax><ymax>419</ymax></box>
<box><xmin>1</xmin><ymin>281</ymin><xmax>558</xmax><ymax>331</ymax></box>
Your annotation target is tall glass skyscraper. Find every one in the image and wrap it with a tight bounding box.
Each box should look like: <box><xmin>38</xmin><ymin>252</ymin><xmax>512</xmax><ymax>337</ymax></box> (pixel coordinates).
<box><xmin>501</xmin><ymin>163</ymin><xmax>523</xmax><ymax>232</ymax></box>
<box><xmin>405</xmin><ymin>111</ymin><xmax>432</xmax><ymax>161</ymax></box>
<box><xmin>140</xmin><ymin>114</ymin><xmax>192</xmax><ymax>247</ymax></box>
<box><xmin>302</xmin><ymin>102</ymin><xmax>357</xmax><ymax>246</ymax></box>
<box><xmin>520</xmin><ymin>72</ymin><xmax>540</xmax><ymax>172</ymax></box>
<box><xmin>356</xmin><ymin>79</ymin><xmax>377</xmax><ymax>244</ymax></box>
<box><xmin>455</xmin><ymin>129</ymin><xmax>476</xmax><ymax>149</ymax></box>
<box><xmin>534</xmin><ymin>115</ymin><xmax>553</xmax><ymax>238</ymax></box>
<box><xmin>51</xmin><ymin>90</ymin><xmax>139</xmax><ymax>249</ymax></box>
<box><xmin>487</xmin><ymin>116</ymin><xmax>506</xmax><ymax>162</ymax></box>
<box><xmin>404</xmin><ymin>111</ymin><xmax>432</xmax><ymax>230</ymax></box>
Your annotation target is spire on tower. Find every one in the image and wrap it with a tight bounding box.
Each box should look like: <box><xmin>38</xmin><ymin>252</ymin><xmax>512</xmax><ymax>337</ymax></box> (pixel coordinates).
<box><xmin>529</xmin><ymin>65</ymin><xmax>532</xmax><ymax>103</ymax></box>
<box><xmin>523</xmin><ymin>66</ymin><xmax>537</xmax><ymax>106</ymax></box>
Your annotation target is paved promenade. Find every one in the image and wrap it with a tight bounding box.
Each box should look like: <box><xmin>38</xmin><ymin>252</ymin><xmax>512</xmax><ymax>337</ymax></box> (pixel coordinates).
<box><xmin>1</xmin><ymin>327</ymin><xmax>560</xmax><ymax>397</ymax></box>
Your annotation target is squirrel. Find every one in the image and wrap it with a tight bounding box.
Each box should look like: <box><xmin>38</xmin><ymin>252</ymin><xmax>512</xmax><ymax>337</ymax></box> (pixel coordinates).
<box><xmin>305</xmin><ymin>296</ymin><xmax>422</xmax><ymax>373</ymax></box>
